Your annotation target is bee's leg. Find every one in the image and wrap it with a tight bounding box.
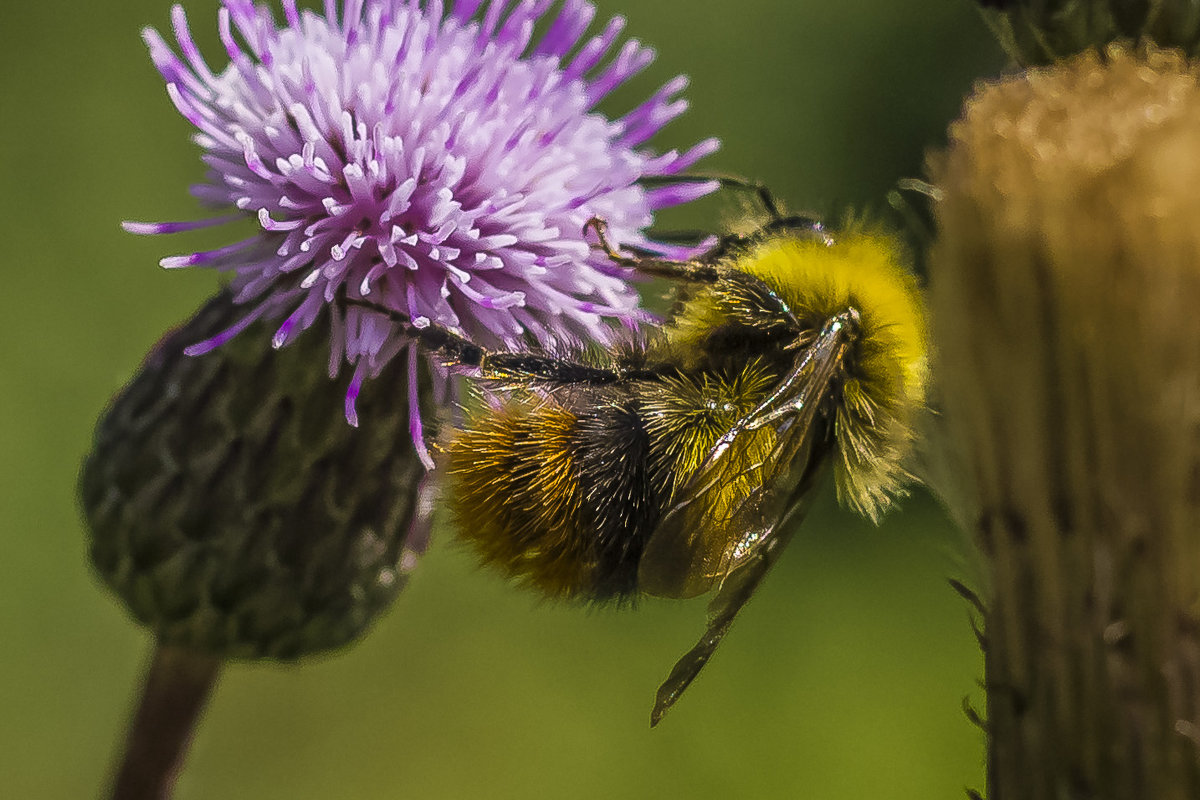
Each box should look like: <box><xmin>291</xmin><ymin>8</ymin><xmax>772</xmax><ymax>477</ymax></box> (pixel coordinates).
<box><xmin>887</xmin><ymin>178</ymin><xmax>942</xmax><ymax>251</ymax></box>
<box><xmin>584</xmin><ymin>217</ymin><xmax>721</xmax><ymax>283</ymax></box>
<box><xmin>628</xmin><ymin>229</ymin><xmax>712</xmax><ymax>248</ymax></box>
<box><xmin>697</xmin><ymin>175</ymin><xmax>830</xmax><ymax>244</ymax></box>
<box><xmin>639</xmin><ymin>173</ymin><xmax>784</xmax><ymax>221</ymax></box>
<box><xmin>342</xmin><ymin>298</ymin><xmax>634</xmax><ymax>386</ymax></box>
<box><xmin>479</xmin><ymin>351</ymin><xmax>649</xmax><ymax>385</ymax></box>
<box><xmin>342</xmin><ymin>298</ymin><xmax>488</xmax><ymax>369</ymax></box>
<box><xmin>641</xmin><ymin>174</ymin><xmax>833</xmax><ymax>246</ymax></box>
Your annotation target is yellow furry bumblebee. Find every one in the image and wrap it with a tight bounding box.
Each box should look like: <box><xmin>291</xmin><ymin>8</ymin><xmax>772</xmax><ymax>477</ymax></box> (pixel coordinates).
<box><xmin>349</xmin><ymin>183</ymin><xmax>929</xmax><ymax>725</ymax></box>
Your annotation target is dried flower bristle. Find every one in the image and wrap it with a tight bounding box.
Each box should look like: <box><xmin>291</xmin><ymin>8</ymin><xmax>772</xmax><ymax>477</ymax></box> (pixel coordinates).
<box><xmin>979</xmin><ymin>0</ymin><xmax>1200</xmax><ymax>64</ymax></box>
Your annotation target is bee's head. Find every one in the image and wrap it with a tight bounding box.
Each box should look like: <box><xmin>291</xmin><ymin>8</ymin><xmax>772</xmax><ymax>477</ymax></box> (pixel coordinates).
<box><xmin>740</xmin><ymin>228</ymin><xmax>926</xmax><ymax>396</ymax></box>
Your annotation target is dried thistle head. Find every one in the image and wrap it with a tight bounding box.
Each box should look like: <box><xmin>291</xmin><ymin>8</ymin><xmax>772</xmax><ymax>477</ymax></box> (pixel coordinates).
<box><xmin>929</xmin><ymin>43</ymin><xmax>1200</xmax><ymax>794</ymax></box>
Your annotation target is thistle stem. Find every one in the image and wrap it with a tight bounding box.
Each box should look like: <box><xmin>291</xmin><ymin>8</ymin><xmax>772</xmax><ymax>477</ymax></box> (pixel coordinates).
<box><xmin>109</xmin><ymin>641</ymin><xmax>221</xmax><ymax>800</ymax></box>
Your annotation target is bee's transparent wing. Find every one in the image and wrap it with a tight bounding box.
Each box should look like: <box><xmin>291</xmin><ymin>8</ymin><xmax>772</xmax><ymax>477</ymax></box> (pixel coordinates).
<box><xmin>648</xmin><ymin>426</ymin><xmax>827</xmax><ymax>726</ymax></box>
<box><xmin>641</xmin><ymin>315</ymin><xmax>855</xmax><ymax>725</ymax></box>
<box><xmin>637</xmin><ymin>315</ymin><xmax>852</xmax><ymax>599</ymax></box>
<box><xmin>636</xmin><ymin>425</ymin><xmax>792</xmax><ymax>599</ymax></box>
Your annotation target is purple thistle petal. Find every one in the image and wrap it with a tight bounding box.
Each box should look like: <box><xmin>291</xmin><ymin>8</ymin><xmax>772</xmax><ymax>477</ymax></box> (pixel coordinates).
<box><xmin>129</xmin><ymin>0</ymin><xmax>719</xmax><ymax>449</ymax></box>
<box><xmin>183</xmin><ymin>300</ymin><xmax>273</xmax><ymax>355</ymax></box>
<box><xmin>122</xmin><ymin>215</ymin><xmax>241</xmax><ymax>234</ymax></box>
<box><xmin>585</xmin><ymin>38</ymin><xmax>655</xmax><ymax>105</ymax></box>
<box><xmin>620</xmin><ymin>75</ymin><xmax>691</xmax><ymax>147</ymax></box>
<box><xmin>479</xmin><ymin>0</ymin><xmax>507</xmax><ymax>42</ymax></box>
<box><xmin>344</xmin><ymin>361</ymin><xmax>365</xmax><ymax>427</ymax></box>
<box><xmin>407</xmin><ymin>344</ymin><xmax>435</xmax><ymax>470</ymax></box>
<box><xmin>216</xmin><ymin>7</ymin><xmax>250</xmax><ymax>70</ymax></box>
<box><xmin>645</xmin><ymin>180</ymin><xmax>721</xmax><ymax>209</ymax></box>
<box><xmin>452</xmin><ymin>0</ymin><xmax>484</xmax><ymax>24</ymax></box>
<box><xmin>562</xmin><ymin>14</ymin><xmax>623</xmax><ymax>83</ymax></box>
<box><xmin>171</xmin><ymin>5</ymin><xmax>217</xmax><ymax>84</ymax></box>
<box><xmin>537</xmin><ymin>0</ymin><xmax>593</xmax><ymax>57</ymax></box>
<box><xmin>282</xmin><ymin>0</ymin><xmax>300</xmax><ymax>28</ymax></box>
<box><xmin>501</xmin><ymin>0</ymin><xmax>553</xmax><ymax>43</ymax></box>
<box><xmin>159</xmin><ymin>235</ymin><xmax>261</xmax><ymax>268</ymax></box>
<box><xmin>663</xmin><ymin>137</ymin><xmax>722</xmax><ymax>175</ymax></box>
<box><xmin>143</xmin><ymin>26</ymin><xmax>210</xmax><ymax>99</ymax></box>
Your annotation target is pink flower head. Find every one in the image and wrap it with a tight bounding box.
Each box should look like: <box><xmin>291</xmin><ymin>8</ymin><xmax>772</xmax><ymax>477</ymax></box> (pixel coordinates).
<box><xmin>126</xmin><ymin>0</ymin><xmax>718</xmax><ymax>466</ymax></box>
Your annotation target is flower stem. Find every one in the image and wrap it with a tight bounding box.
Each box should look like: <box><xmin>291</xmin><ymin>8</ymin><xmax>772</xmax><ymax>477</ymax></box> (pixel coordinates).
<box><xmin>109</xmin><ymin>642</ymin><xmax>221</xmax><ymax>800</ymax></box>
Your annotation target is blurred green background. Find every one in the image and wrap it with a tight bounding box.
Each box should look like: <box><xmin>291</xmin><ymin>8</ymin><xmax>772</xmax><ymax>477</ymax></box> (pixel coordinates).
<box><xmin>0</xmin><ymin>1</ymin><xmax>1004</xmax><ymax>797</ymax></box>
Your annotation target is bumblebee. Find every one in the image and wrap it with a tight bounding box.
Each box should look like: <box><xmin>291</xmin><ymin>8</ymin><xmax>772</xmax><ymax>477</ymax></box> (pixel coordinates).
<box><xmin>349</xmin><ymin>181</ymin><xmax>929</xmax><ymax>725</ymax></box>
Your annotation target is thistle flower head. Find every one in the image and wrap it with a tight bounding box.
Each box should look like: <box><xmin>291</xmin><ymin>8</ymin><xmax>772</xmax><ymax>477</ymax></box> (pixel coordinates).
<box><xmin>127</xmin><ymin>0</ymin><xmax>718</xmax><ymax>463</ymax></box>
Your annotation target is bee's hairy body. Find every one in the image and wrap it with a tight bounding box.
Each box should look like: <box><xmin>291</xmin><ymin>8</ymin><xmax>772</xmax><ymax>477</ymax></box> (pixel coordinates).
<box><xmin>346</xmin><ymin>193</ymin><xmax>929</xmax><ymax>723</ymax></box>
<box><xmin>447</xmin><ymin>225</ymin><xmax>928</xmax><ymax>603</ymax></box>
<box><xmin>450</xmin><ymin>343</ymin><xmax>789</xmax><ymax>601</ymax></box>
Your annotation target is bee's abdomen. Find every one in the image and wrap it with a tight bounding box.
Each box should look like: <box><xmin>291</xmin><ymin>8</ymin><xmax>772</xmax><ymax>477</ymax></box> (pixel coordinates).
<box><xmin>575</xmin><ymin>402</ymin><xmax>661</xmax><ymax>598</ymax></box>
<box><xmin>446</xmin><ymin>398</ymin><xmax>663</xmax><ymax>602</ymax></box>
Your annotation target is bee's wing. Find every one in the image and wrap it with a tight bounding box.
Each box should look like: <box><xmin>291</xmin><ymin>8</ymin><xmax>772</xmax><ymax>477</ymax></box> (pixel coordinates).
<box><xmin>647</xmin><ymin>421</ymin><xmax>829</xmax><ymax>727</ymax></box>
<box><xmin>638</xmin><ymin>316</ymin><xmax>851</xmax><ymax>599</ymax></box>
<box><xmin>636</xmin><ymin>424</ymin><xmax>794</xmax><ymax>599</ymax></box>
<box><xmin>642</xmin><ymin>317</ymin><xmax>854</xmax><ymax>726</ymax></box>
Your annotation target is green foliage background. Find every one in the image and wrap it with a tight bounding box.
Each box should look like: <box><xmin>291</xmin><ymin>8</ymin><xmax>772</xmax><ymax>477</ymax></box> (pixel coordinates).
<box><xmin>0</xmin><ymin>1</ymin><xmax>1004</xmax><ymax>797</ymax></box>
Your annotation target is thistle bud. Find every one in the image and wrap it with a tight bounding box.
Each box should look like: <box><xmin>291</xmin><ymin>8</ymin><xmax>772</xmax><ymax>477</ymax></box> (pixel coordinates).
<box><xmin>930</xmin><ymin>44</ymin><xmax>1200</xmax><ymax>796</ymax></box>
<box><xmin>81</xmin><ymin>290</ymin><xmax>432</xmax><ymax>660</ymax></box>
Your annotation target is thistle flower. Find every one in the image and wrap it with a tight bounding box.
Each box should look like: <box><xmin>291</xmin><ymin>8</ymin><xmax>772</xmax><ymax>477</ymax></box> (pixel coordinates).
<box><xmin>126</xmin><ymin>0</ymin><xmax>718</xmax><ymax>465</ymax></box>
